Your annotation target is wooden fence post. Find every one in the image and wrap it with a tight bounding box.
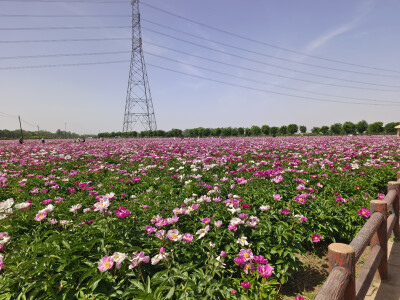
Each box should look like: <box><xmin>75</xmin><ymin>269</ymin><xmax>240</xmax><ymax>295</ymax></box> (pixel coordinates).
<box><xmin>328</xmin><ymin>243</ymin><xmax>355</xmax><ymax>299</ymax></box>
<box><xmin>388</xmin><ymin>181</ymin><xmax>400</xmax><ymax>238</ymax></box>
<box><xmin>370</xmin><ymin>200</ymin><xmax>388</xmax><ymax>279</ymax></box>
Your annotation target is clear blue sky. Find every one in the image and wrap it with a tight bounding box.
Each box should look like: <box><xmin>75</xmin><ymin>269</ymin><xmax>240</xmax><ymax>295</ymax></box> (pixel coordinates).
<box><xmin>1</xmin><ymin>0</ymin><xmax>400</xmax><ymax>134</ymax></box>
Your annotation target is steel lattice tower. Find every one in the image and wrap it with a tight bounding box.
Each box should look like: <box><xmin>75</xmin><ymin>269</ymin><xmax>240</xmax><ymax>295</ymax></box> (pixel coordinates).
<box><xmin>123</xmin><ymin>0</ymin><xmax>157</xmax><ymax>132</ymax></box>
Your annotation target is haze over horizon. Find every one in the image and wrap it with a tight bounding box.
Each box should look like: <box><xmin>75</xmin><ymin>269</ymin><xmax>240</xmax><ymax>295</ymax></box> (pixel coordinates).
<box><xmin>1</xmin><ymin>0</ymin><xmax>400</xmax><ymax>134</ymax></box>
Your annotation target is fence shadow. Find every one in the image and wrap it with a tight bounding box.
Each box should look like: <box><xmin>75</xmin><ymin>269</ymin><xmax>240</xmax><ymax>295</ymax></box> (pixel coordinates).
<box><xmin>373</xmin><ymin>240</ymin><xmax>400</xmax><ymax>300</ymax></box>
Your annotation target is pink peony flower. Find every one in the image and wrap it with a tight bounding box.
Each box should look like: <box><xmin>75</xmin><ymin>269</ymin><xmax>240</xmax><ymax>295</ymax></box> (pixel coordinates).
<box><xmin>34</xmin><ymin>211</ymin><xmax>47</xmax><ymax>222</ymax></box>
<box><xmin>358</xmin><ymin>208</ymin><xmax>370</xmax><ymax>219</ymax></box>
<box><xmin>281</xmin><ymin>208</ymin><xmax>290</xmax><ymax>215</ymax></box>
<box><xmin>312</xmin><ymin>234</ymin><xmax>321</xmax><ymax>243</ymax></box>
<box><xmin>273</xmin><ymin>194</ymin><xmax>282</xmax><ymax>201</ymax></box>
<box><xmin>257</xmin><ymin>264</ymin><xmax>274</xmax><ymax>278</ymax></box>
<box><xmin>241</xmin><ymin>281</ymin><xmax>251</xmax><ymax>289</ymax></box>
<box><xmin>202</xmin><ymin>217</ymin><xmax>211</xmax><ymax>224</ymax></box>
<box><xmin>182</xmin><ymin>233</ymin><xmax>194</xmax><ymax>243</ymax></box>
<box><xmin>98</xmin><ymin>256</ymin><xmax>114</xmax><ymax>272</ymax></box>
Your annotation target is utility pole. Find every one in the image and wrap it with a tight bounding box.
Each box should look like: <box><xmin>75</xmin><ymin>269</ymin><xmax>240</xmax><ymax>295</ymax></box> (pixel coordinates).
<box><xmin>18</xmin><ymin>115</ymin><xmax>23</xmax><ymax>140</ymax></box>
<box><xmin>123</xmin><ymin>0</ymin><xmax>157</xmax><ymax>132</ymax></box>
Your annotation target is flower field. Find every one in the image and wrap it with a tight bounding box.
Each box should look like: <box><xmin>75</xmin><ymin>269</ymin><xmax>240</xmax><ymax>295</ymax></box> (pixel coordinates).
<box><xmin>0</xmin><ymin>136</ymin><xmax>399</xmax><ymax>299</ymax></box>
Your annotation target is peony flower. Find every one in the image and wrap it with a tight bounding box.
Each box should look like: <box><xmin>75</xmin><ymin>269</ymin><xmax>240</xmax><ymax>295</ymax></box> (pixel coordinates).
<box><xmin>93</xmin><ymin>198</ymin><xmax>110</xmax><ymax>213</ymax></box>
<box><xmin>202</xmin><ymin>217</ymin><xmax>211</xmax><ymax>224</ymax></box>
<box><xmin>196</xmin><ymin>225</ymin><xmax>210</xmax><ymax>239</ymax></box>
<box><xmin>273</xmin><ymin>194</ymin><xmax>282</xmax><ymax>201</ymax></box>
<box><xmin>98</xmin><ymin>256</ymin><xmax>114</xmax><ymax>272</ymax></box>
<box><xmin>151</xmin><ymin>248</ymin><xmax>169</xmax><ymax>265</ymax></box>
<box><xmin>241</xmin><ymin>281</ymin><xmax>251</xmax><ymax>289</ymax></box>
<box><xmin>281</xmin><ymin>208</ymin><xmax>290</xmax><ymax>215</ymax></box>
<box><xmin>312</xmin><ymin>234</ymin><xmax>321</xmax><ymax>243</ymax></box>
<box><xmin>358</xmin><ymin>208</ymin><xmax>370</xmax><ymax>219</ymax></box>
<box><xmin>182</xmin><ymin>233</ymin><xmax>193</xmax><ymax>243</ymax></box>
<box><xmin>69</xmin><ymin>204</ymin><xmax>81</xmax><ymax>213</ymax></box>
<box><xmin>257</xmin><ymin>264</ymin><xmax>274</xmax><ymax>278</ymax></box>
<box><xmin>214</xmin><ymin>220</ymin><xmax>222</xmax><ymax>227</ymax></box>
<box><xmin>238</xmin><ymin>249</ymin><xmax>254</xmax><ymax>261</ymax></box>
<box><xmin>34</xmin><ymin>211</ymin><xmax>47</xmax><ymax>222</ymax></box>
<box><xmin>129</xmin><ymin>251</ymin><xmax>149</xmax><ymax>269</ymax></box>
<box><xmin>112</xmin><ymin>252</ymin><xmax>128</xmax><ymax>269</ymax></box>
<box><xmin>167</xmin><ymin>229</ymin><xmax>182</xmax><ymax>241</ymax></box>
<box><xmin>260</xmin><ymin>205</ymin><xmax>270</xmax><ymax>212</ymax></box>
<box><xmin>237</xmin><ymin>236</ymin><xmax>250</xmax><ymax>247</ymax></box>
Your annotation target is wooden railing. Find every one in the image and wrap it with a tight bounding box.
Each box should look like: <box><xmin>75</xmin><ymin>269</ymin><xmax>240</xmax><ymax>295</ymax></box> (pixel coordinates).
<box><xmin>316</xmin><ymin>174</ymin><xmax>400</xmax><ymax>300</ymax></box>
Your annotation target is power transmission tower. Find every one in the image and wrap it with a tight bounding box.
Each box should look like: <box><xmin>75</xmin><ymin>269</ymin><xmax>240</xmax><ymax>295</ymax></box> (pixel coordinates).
<box><xmin>123</xmin><ymin>0</ymin><xmax>157</xmax><ymax>132</ymax></box>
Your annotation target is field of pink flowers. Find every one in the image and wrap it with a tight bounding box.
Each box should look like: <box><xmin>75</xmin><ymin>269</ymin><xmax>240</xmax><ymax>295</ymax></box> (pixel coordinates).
<box><xmin>0</xmin><ymin>136</ymin><xmax>398</xmax><ymax>299</ymax></box>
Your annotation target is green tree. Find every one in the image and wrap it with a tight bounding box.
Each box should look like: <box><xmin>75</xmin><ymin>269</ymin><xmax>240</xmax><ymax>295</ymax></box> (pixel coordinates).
<box><xmin>261</xmin><ymin>125</ymin><xmax>270</xmax><ymax>136</ymax></box>
<box><xmin>300</xmin><ymin>125</ymin><xmax>307</xmax><ymax>134</ymax></box>
<box><xmin>342</xmin><ymin>121</ymin><xmax>356</xmax><ymax>135</ymax></box>
<box><xmin>384</xmin><ymin>122</ymin><xmax>399</xmax><ymax>134</ymax></box>
<box><xmin>311</xmin><ymin>127</ymin><xmax>320</xmax><ymax>134</ymax></box>
<box><xmin>279</xmin><ymin>125</ymin><xmax>287</xmax><ymax>135</ymax></box>
<box><xmin>368</xmin><ymin>122</ymin><xmax>383</xmax><ymax>134</ymax></box>
<box><xmin>330</xmin><ymin>123</ymin><xmax>342</xmax><ymax>135</ymax></box>
<box><xmin>320</xmin><ymin>126</ymin><xmax>330</xmax><ymax>135</ymax></box>
<box><xmin>356</xmin><ymin>120</ymin><xmax>368</xmax><ymax>135</ymax></box>
<box><xmin>250</xmin><ymin>125</ymin><xmax>262</xmax><ymax>136</ymax></box>
<box><xmin>270</xmin><ymin>127</ymin><xmax>279</xmax><ymax>137</ymax></box>
<box><xmin>222</xmin><ymin>127</ymin><xmax>232</xmax><ymax>136</ymax></box>
<box><xmin>287</xmin><ymin>124</ymin><xmax>298</xmax><ymax>135</ymax></box>
<box><xmin>237</xmin><ymin>127</ymin><xmax>244</xmax><ymax>136</ymax></box>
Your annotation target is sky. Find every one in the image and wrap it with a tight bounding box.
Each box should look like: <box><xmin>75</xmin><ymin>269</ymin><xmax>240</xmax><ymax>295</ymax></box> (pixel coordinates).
<box><xmin>1</xmin><ymin>0</ymin><xmax>400</xmax><ymax>134</ymax></box>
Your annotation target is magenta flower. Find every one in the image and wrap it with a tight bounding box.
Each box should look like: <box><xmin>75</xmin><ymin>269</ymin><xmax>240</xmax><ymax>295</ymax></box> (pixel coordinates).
<box><xmin>241</xmin><ymin>281</ymin><xmax>251</xmax><ymax>289</ymax></box>
<box><xmin>358</xmin><ymin>208</ymin><xmax>370</xmax><ymax>219</ymax></box>
<box><xmin>312</xmin><ymin>234</ymin><xmax>321</xmax><ymax>243</ymax></box>
<box><xmin>182</xmin><ymin>233</ymin><xmax>194</xmax><ymax>243</ymax></box>
<box><xmin>257</xmin><ymin>264</ymin><xmax>274</xmax><ymax>278</ymax></box>
<box><xmin>234</xmin><ymin>256</ymin><xmax>246</xmax><ymax>266</ymax></box>
<box><xmin>98</xmin><ymin>256</ymin><xmax>114</xmax><ymax>272</ymax></box>
<box><xmin>115</xmin><ymin>206</ymin><xmax>131</xmax><ymax>218</ymax></box>
<box><xmin>129</xmin><ymin>251</ymin><xmax>149</xmax><ymax>269</ymax></box>
<box><xmin>281</xmin><ymin>208</ymin><xmax>290</xmax><ymax>215</ymax></box>
<box><xmin>238</xmin><ymin>249</ymin><xmax>254</xmax><ymax>261</ymax></box>
<box><xmin>253</xmin><ymin>255</ymin><xmax>268</xmax><ymax>264</ymax></box>
<box><xmin>295</xmin><ymin>296</ymin><xmax>305</xmax><ymax>300</ymax></box>
<box><xmin>167</xmin><ymin>229</ymin><xmax>181</xmax><ymax>241</ymax></box>
<box><xmin>273</xmin><ymin>194</ymin><xmax>282</xmax><ymax>201</ymax></box>
<box><xmin>377</xmin><ymin>193</ymin><xmax>385</xmax><ymax>200</ymax></box>
<box><xmin>34</xmin><ymin>211</ymin><xmax>47</xmax><ymax>222</ymax></box>
<box><xmin>202</xmin><ymin>217</ymin><xmax>211</xmax><ymax>224</ymax></box>
<box><xmin>243</xmin><ymin>263</ymin><xmax>255</xmax><ymax>274</ymax></box>
<box><xmin>220</xmin><ymin>251</ymin><xmax>226</xmax><ymax>258</ymax></box>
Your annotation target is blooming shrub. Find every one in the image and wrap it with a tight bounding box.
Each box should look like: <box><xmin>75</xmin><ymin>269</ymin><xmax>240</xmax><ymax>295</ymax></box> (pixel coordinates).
<box><xmin>0</xmin><ymin>136</ymin><xmax>397</xmax><ymax>298</ymax></box>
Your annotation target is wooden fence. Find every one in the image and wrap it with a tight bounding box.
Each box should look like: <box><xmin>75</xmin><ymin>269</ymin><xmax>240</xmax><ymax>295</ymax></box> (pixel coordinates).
<box><xmin>316</xmin><ymin>173</ymin><xmax>400</xmax><ymax>300</ymax></box>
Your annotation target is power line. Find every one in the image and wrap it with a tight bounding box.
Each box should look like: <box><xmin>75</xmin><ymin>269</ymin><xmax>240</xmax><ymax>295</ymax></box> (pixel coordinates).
<box><xmin>146</xmin><ymin>63</ymin><xmax>400</xmax><ymax>107</ymax></box>
<box><xmin>0</xmin><ymin>25</ymin><xmax>131</xmax><ymax>30</ymax></box>
<box><xmin>0</xmin><ymin>14</ymin><xmax>129</xmax><ymax>17</ymax></box>
<box><xmin>0</xmin><ymin>37</ymin><xmax>131</xmax><ymax>43</ymax></box>
<box><xmin>141</xmin><ymin>2</ymin><xmax>400</xmax><ymax>75</ymax></box>
<box><xmin>141</xmin><ymin>19</ymin><xmax>398</xmax><ymax>79</ymax></box>
<box><xmin>142</xmin><ymin>27</ymin><xmax>400</xmax><ymax>89</ymax></box>
<box><xmin>1</xmin><ymin>20</ymin><xmax>395</xmax><ymax>80</ymax></box>
<box><xmin>0</xmin><ymin>47</ymin><xmax>397</xmax><ymax>103</ymax></box>
<box><xmin>0</xmin><ymin>60</ymin><xmax>129</xmax><ymax>70</ymax></box>
<box><xmin>0</xmin><ymin>50</ymin><xmax>130</xmax><ymax>60</ymax></box>
<box><xmin>0</xmin><ymin>57</ymin><xmax>398</xmax><ymax>106</ymax></box>
<box><xmin>0</xmin><ymin>0</ymin><xmax>126</xmax><ymax>2</ymax></box>
<box><xmin>1</xmin><ymin>31</ymin><xmax>397</xmax><ymax>90</ymax></box>
<box><xmin>144</xmin><ymin>52</ymin><xmax>400</xmax><ymax>105</ymax></box>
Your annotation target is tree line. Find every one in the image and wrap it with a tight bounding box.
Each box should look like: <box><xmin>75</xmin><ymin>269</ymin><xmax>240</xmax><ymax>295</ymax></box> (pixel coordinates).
<box><xmin>0</xmin><ymin>129</ymin><xmax>82</xmax><ymax>140</ymax></box>
<box><xmin>98</xmin><ymin>120</ymin><xmax>399</xmax><ymax>138</ymax></box>
<box><xmin>1</xmin><ymin>120</ymin><xmax>398</xmax><ymax>140</ymax></box>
